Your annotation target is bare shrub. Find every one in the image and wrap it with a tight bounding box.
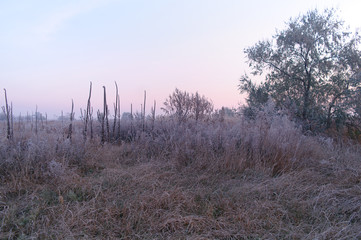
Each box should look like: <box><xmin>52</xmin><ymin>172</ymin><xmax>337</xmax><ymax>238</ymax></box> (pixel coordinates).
<box><xmin>162</xmin><ymin>88</ymin><xmax>213</xmax><ymax>123</ymax></box>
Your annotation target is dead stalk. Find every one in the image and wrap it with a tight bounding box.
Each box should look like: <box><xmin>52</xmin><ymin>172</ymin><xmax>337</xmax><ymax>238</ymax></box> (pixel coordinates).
<box><xmin>84</xmin><ymin>82</ymin><xmax>92</xmax><ymax>141</ymax></box>
<box><xmin>35</xmin><ymin>105</ymin><xmax>38</xmax><ymax>135</ymax></box>
<box><xmin>3</xmin><ymin>89</ymin><xmax>12</xmax><ymax>139</ymax></box>
<box><xmin>113</xmin><ymin>81</ymin><xmax>119</xmax><ymax>141</ymax></box>
<box><xmin>90</xmin><ymin>107</ymin><xmax>94</xmax><ymax>140</ymax></box>
<box><xmin>101</xmin><ymin>86</ymin><xmax>108</xmax><ymax>144</ymax></box>
<box><xmin>117</xmin><ymin>88</ymin><xmax>121</xmax><ymax>140</ymax></box>
<box><xmin>67</xmin><ymin>99</ymin><xmax>74</xmax><ymax>142</ymax></box>
<box><xmin>143</xmin><ymin>90</ymin><xmax>146</xmax><ymax>132</ymax></box>
<box><xmin>151</xmin><ymin>100</ymin><xmax>156</xmax><ymax>130</ymax></box>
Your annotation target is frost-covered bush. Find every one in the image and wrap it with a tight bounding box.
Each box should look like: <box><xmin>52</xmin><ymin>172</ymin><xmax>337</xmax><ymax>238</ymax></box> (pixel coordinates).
<box><xmin>0</xmin><ymin>121</ymin><xmax>89</xmax><ymax>184</ymax></box>
<box><xmin>233</xmin><ymin>105</ymin><xmax>320</xmax><ymax>174</ymax></box>
<box><xmin>0</xmin><ymin>103</ymin><xmax>334</xmax><ymax>184</ymax></box>
<box><xmin>114</xmin><ymin>102</ymin><xmax>327</xmax><ymax>175</ymax></box>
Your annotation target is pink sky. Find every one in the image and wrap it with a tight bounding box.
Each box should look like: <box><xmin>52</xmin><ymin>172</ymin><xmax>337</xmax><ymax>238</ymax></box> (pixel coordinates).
<box><xmin>1</xmin><ymin>0</ymin><xmax>360</xmax><ymax>119</ymax></box>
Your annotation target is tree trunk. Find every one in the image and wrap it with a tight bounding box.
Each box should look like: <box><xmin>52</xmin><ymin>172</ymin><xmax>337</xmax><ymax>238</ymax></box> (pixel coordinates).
<box><xmin>302</xmin><ymin>71</ymin><xmax>312</xmax><ymax>120</ymax></box>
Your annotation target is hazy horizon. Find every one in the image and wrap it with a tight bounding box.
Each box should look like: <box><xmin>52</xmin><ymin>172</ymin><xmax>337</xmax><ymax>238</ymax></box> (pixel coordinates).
<box><xmin>1</xmin><ymin>0</ymin><xmax>360</xmax><ymax>119</ymax></box>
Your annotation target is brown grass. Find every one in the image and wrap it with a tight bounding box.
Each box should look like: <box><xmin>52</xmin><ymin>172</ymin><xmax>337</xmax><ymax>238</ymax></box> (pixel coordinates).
<box><xmin>1</xmin><ymin>113</ymin><xmax>361</xmax><ymax>239</ymax></box>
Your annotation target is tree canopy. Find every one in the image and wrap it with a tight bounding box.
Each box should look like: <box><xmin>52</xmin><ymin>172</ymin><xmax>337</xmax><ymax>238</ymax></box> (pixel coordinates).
<box><xmin>239</xmin><ymin>8</ymin><xmax>361</xmax><ymax>130</ymax></box>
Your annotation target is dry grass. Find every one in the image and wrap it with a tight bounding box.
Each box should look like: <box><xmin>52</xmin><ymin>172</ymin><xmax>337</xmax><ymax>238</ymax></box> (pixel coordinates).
<box><xmin>1</xmin><ymin>112</ymin><xmax>361</xmax><ymax>239</ymax></box>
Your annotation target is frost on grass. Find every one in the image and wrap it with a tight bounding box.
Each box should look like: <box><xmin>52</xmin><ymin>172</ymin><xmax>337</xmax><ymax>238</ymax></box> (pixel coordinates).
<box><xmin>0</xmin><ymin>108</ymin><xmax>360</xmax><ymax>239</ymax></box>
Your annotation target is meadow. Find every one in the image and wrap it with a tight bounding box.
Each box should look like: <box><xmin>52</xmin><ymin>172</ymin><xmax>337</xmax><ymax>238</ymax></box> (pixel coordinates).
<box><xmin>1</xmin><ymin>99</ymin><xmax>360</xmax><ymax>239</ymax></box>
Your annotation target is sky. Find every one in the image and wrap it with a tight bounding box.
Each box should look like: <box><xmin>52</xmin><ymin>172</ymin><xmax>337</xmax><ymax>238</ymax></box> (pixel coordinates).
<box><xmin>0</xmin><ymin>0</ymin><xmax>360</xmax><ymax>119</ymax></box>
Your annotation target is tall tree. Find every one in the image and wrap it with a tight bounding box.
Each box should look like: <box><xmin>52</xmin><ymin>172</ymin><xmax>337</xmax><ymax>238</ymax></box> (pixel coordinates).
<box><xmin>239</xmin><ymin>9</ymin><xmax>361</xmax><ymax>129</ymax></box>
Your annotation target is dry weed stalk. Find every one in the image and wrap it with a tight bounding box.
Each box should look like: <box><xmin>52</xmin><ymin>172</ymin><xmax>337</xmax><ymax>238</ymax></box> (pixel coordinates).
<box><xmin>113</xmin><ymin>81</ymin><xmax>119</xmax><ymax>140</ymax></box>
<box><xmin>100</xmin><ymin>86</ymin><xmax>109</xmax><ymax>144</ymax></box>
<box><xmin>2</xmin><ymin>88</ymin><xmax>13</xmax><ymax>139</ymax></box>
<box><xmin>143</xmin><ymin>90</ymin><xmax>146</xmax><ymax>132</ymax></box>
<box><xmin>151</xmin><ymin>100</ymin><xmax>156</xmax><ymax>130</ymax></box>
<box><xmin>67</xmin><ymin>99</ymin><xmax>74</xmax><ymax>141</ymax></box>
<box><xmin>35</xmin><ymin>105</ymin><xmax>38</xmax><ymax>135</ymax></box>
<box><xmin>117</xmin><ymin>90</ymin><xmax>121</xmax><ymax>140</ymax></box>
<box><xmin>90</xmin><ymin>106</ymin><xmax>94</xmax><ymax>140</ymax></box>
<box><xmin>83</xmin><ymin>82</ymin><xmax>92</xmax><ymax>141</ymax></box>
<box><xmin>10</xmin><ymin>102</ymin><xmax>14</xmax><ymax>138</ymax></box>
